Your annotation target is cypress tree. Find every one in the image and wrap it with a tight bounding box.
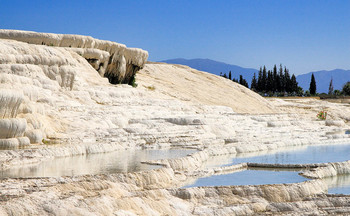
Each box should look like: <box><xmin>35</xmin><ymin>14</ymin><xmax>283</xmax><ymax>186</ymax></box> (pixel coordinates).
<box><xmin>284</xmin><ymin>67</ymin><xmax>291</xmax><ymax>93</ymax></box>
<box><xmin>267</xmin><ymin>71</ymin><xmax>274</xmax><ymax>93</ymax></box>
<box><xmin>262</xmin><ymin>66</ymin><xmax>267</xmax><ymax>92</ymax></box>
<box><xmin>251</xmin><ymin>73</ymin><xmax>257</xmax><ymax>91</ymax></box>
<box><xmin>291</xmin><ymin>74</ymin><xmax>298</xmax><ymax>93</ymax></box>
<box><xmin>309</xmin><ymin>73</ymin><xmax>317</xmax><ymax>95</ymax></box>
<box><xmin>239</xmin><ymin>75</ymin><xmax>249</xmax><ymax>88</ymax></box>
<box><xmin>257</xmin><ymin>67</ymin><xmax>263</xmax><ymax>92</ymax></box>
<box><xmin>228</xmin><ymin>71</ymin><xmax>232</xmax><ymax>80</ymax></box>
<box><xmin>279</xmin><ymin>64</ymin><xmax>285</xmax><ymax>92</ymax></box>
<box><xmin>272</xmin><ymin>65</ymin><xmax>279</xmax><ymax>92</ymax></box>
<box><xmin>328</xmin><ymin>77</ymin><xmax>334</xmax><ymax>95</ymax></box>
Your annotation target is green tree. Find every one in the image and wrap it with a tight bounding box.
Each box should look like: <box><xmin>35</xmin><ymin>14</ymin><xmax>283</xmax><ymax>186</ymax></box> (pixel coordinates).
<box><xmin>291</xmin><ymin>74</ymin><xmax>298</xmax><ymax>93</ymax></box>
<box><xmin>334</xmin><ymin>89</ymin><xmax>341</xmax><ymax>96</ymax></box>
<box><xmin>257</xmin><ymin>67</ymin><xmax>263</xmax><ymax>92</ymax></box>
<box><xmin>251</xmin><ymin>73</ymin><xmax>257</xmax><ymax>91</ymax></box>
<box><xmin>304</xmin><ymin>90</ymin><xmax>311</xmax><ymax>97</ymax></box>
<box><xmin>328</xmin><ymin>77</ymin><xmax>334</xmax><ymax>95</ymax></box>
<box><xmin>239</xmin><ymin>75</ymin><xmax>249</xmax><ymax>88</ymax></box>
<box><xmin>342</xmin><ymin>82</ymin><xmax>350</xmax><ymax>95</ymax></box>
<box><xmin>273</xmin><ymin>65</ymin><xmax>278</xmax><ymax>92</ymax></box>
<box><xmin>266</xmin><ymin>71</ymin><xmax>274</xmax><ymax>92</ymax></box>
<box><xmin>284</xmin><ymin>67</ymin><xmax>291</xmax><ymax>93</ymax></box>
<box><xmin>228</xmin><ymin>71</ymin><xmax>232</xmax><ymax>80</ymax></box>
<box><xmin>262</xmin><ymin>66</ymin><xmax>267</xmax><ymax>92</ymax></box>
<box><xmin>297</xmin><ymin>86</ymin><xmax>304</xmax><ymax>96</ymax></box>
<box><xmin>309</xmin><ymin>73</ymin><xmax>317</xmax><ymax>95</ymax></box>
<box><xmin>279</xmin><ymin>64</ymin><xmax>285</xmax><ymax>92</ymax></box>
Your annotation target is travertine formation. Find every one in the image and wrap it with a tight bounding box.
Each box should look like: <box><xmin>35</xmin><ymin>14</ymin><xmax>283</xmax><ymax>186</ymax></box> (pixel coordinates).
<box><xmin>0</xmin><ymin>90</ymin><xmax>30</xmax><ymax>149</ymax></box>
<box><xmin>0</xmin><ymin>30</ymin><xmax>349</xmax><ymax>215</ymax></box>
<box><xmin>0</xmin><ymin>29</ymin><xmax>148</xmax><ymax>84</ymax></box>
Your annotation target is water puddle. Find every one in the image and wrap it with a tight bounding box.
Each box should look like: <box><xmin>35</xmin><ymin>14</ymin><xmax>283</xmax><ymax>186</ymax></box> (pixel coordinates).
<box><xmin>184</xmin><ymin>168</ymin><xmax>308</xmax><ymax>188</ymax></box>
<box><xmin>325</xmin><ymin>174</ymin><xmax>350</xmax><ymax>195</ymax></box>
<box><xmin>222</xmin><ymin>143</ymin><xmax>350</xmax><ymax>166</ymax></box>
<box><xmin>189</xmin><ymin>143</ymin><xmax>350</xmax><ymax>188</ymax></box>
<box><xmin>0</xmin><ymin>148</ymin><xmax>196</xmax><ymax>178</ymax></box>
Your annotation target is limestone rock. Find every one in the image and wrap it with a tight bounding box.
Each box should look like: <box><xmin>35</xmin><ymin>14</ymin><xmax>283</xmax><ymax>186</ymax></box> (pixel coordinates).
<box><xmin>325</xmin><ymin>119</ymin><xmax>345</xmax><ymax>127</ymax></box>
<box><xmin>0</xmin><ymin>118</ymin><xmax>26</xmax><ymax>138</ymax></box>
<box><xmin>0</xmin><ymin>90</ymin><xmax>23</xmax><ymax>118</ymax></box>
<box><xmin>25</xmin><ymin>129</ymin><xmax>43</xmax><ymax>144</ymax></box>
<box><xmin>0</xmin><ymin>29</ymin><xmax>148</xmax><ymax>84</ymax></box>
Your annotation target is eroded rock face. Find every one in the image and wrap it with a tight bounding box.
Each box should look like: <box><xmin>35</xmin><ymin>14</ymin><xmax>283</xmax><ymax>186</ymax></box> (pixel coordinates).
<box><xmin>0</xmin><ymin>29</ymin><xmax>148</xmax><ymax>84</ymax></box>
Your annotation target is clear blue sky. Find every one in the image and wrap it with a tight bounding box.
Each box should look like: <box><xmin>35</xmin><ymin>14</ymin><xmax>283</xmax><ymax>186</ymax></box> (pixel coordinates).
<box><xmin>1</xmin><ymin>0</ymin><xmax>349</xmax><ymax>75</ymax></box>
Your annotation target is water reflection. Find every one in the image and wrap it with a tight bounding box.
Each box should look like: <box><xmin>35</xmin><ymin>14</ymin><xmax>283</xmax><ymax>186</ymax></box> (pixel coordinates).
<box><xmin>184</xmin><ymin>169</ymin><xmax>308</xmax><ymax>188</ymax></box>
<box><xmin>0</xmin><ymin>149</ymin><xmax>196</xmax><ymax>178</ymax></box>
<box><xmin>325</xmin><ymin>175</ymin><xmax>350</xmax><ymax>194</ymax></box>
<box><xmin>230</xmin><ymin>144</ymin><xmax>350</xmax><ymax>165</ymax></box>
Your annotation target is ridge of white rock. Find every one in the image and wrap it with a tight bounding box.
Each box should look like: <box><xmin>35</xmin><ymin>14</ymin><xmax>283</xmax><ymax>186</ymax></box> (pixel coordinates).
<box><xmin>0</xmin><ymin>29</ymin><xmax>148</xmax><ymax>84</ymax></box>
<box><xmin>301</xmin><ymin>160</ymin><xmax>350</xmax><ymax>179</ymax></box>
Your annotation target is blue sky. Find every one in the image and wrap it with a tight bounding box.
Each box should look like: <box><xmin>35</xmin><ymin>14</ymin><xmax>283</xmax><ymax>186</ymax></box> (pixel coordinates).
<box><xmin>1</xmin><ymin>0</ymin><xmax>349</xmax><ymax>75</ymax></box>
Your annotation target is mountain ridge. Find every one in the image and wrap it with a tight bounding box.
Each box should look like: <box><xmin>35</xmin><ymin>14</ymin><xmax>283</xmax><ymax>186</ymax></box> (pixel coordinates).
<box><xmin>161</xmin><ymin>58</ymin><xmax>257</xmax><ymax>83</ymax></box>
<box><xmin>296</xmin><ymin>69</ymin><xmax>350</xmax><ymax>93</ymax></box>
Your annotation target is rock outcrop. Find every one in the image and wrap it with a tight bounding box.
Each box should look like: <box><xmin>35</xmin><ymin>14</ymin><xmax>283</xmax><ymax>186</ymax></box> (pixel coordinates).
<box><xmin>0</xmin><ymin>90</ymin><xmax>30</xmax><ymax>149</ymax></box>
<box><xmin>0</xmin><ymin>29</ymin><xmax>148</xmax><ymax>84</ymax></box>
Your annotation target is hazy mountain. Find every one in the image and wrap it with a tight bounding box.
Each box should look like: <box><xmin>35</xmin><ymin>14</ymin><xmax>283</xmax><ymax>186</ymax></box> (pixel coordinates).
<box><xmin>161</xmin><ymin>58</ymin><xmax>258</xmax><ymax>84</ymax></box>
<box><xmin>296</xmin><ymin>69</ymin><xmax>350</xmax><ymax>93</ymax></box>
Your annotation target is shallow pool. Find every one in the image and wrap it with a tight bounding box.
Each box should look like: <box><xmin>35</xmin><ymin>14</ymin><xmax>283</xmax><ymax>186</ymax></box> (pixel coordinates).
<box><xmin>189</xmin><ymin>143</ymin><xmax>350</xmax><ymax>188</ymax></box>
<box><xmin>184</xmin><ymin>168</ymin><xmax>308</xmax><ymax>188</ymax></box>
<box><xmin>0</xmin><ymin>148</ymin><xmax>196</xmax><ymax>178</ymax></box>
<box><xmin>229</xmin><ymin>143</ymin><xmax>350</xmax><ymax>165</ymax></box>
<box><xmin>325</xmin><ymin>174</ymin><xmax>350</xmax><ymax>194</ymax></box>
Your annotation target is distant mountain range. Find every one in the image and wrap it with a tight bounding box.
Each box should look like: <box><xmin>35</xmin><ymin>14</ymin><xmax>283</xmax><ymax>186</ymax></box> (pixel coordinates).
<box><xmin>161</xmin><ymin>58</ymin><xmax>350</xmax><ymax>93</ymax></box>
<box><xmin>296</xmin><ymin>69</ymin><xmax>350</xmax><ymax>93</ymax></box>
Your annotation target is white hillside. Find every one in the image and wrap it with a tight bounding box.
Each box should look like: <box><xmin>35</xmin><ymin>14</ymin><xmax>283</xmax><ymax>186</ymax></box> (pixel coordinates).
<box><xmin>138</xmin><ymin>62</ymin><xmax>276</xmax><ymax>114</ymax></box>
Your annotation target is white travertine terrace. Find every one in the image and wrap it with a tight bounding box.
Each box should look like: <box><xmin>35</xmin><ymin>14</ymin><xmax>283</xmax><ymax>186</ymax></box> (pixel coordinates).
<box><xmin>0</xmin><ymin>30</ymin><xmax>349</xmax><ymax>215</ymax></box>
<box><xmin>0</xmin><ymin>29</ymin><xmax>149</xmax><ymax>84</ymax></box>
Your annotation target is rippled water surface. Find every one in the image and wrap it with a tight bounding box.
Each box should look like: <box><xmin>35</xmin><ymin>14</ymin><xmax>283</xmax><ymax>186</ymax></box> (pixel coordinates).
<box><xmin>0</xmin><ymin>149</ymin><xmax>196</xmax><ymax>178</ymax></box>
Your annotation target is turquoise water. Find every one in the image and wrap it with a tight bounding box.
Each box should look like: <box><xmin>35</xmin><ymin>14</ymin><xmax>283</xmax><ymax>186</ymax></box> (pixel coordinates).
<box><xmin>0</xmin><ymin>149</ymin><xmax>196</xmax><ymax>178</ymax></box>
<box><xmin>185</xmin><ymin>168</ymin><xmax>307</xmax><ymax>188</ymax></box>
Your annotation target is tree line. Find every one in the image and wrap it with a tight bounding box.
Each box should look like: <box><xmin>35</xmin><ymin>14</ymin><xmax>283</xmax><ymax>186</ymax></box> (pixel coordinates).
<box><xmin>221</xmin><ymin>64</ymin><xmax>302</xmax><ymax>96</ymax></box>
<box><xmin>221</xmin><ymin>67</ymin><xmax>350</xmax><ymax>97</ymax></box>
